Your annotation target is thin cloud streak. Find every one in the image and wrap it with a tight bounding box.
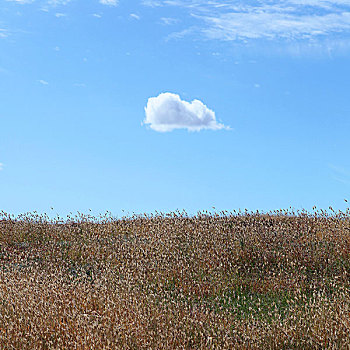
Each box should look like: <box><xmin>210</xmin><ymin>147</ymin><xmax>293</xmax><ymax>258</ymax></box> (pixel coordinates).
<box><xmin>0</xmin><ymin>29</ymin><xmax>9</xmax><ymax>38</ymax></box>
<box><xmin>130</xmin><ymin>13</ymin><xmax>140</xmax><ymax>20</ymax></box>
<box><xmin>329</xmin><ymin>163</ymin><xmax>350</xmax><ymax>186</ymax></box>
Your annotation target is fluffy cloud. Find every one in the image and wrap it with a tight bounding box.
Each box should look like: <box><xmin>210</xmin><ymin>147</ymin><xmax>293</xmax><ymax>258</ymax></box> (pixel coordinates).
<box><xmin>143</xmin><ymin>92</ymin><xmax>229</xmax><ymax>132</ymax></box>
<box><xmin>99</xmin><ymin>0</ymin><xmax>118</xmax><ymax>6</ymax></box>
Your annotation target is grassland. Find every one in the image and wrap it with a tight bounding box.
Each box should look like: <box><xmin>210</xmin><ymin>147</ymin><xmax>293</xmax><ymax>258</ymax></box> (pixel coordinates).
<box><xmin>0</xmin><ymin>208</ymin><xmax>349</xmax><ymax>349</ymax></box>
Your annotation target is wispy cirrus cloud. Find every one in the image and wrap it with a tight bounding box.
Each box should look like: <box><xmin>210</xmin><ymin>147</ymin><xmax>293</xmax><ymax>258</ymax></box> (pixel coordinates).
<box><xmin>142</xmin><ymin>0</ymin><xmax>162</xmax><ymax>7</ymax></box>
<box><xmin>99</xmin><ymin>0</ymin><xmax>118</xmax><ymax>6</ymax></box>
<box><xmin>0</xmin><ymin>163</ymin><xmax>4</xmax><ymax>171</ymax></box>
<box><xmin>47</xmin><ymin>0</ymin><xmax>71</xmax><ymax>5</ymax></box>
<box><xmin>200</xmin><ymin>6</ymin><xmax>350</xmax><ymax>42</ymax></box>
<box><xmin>144</xmin><ymin>0</ymin><xmax>350</xmax><ymax>46</ymax></box>
<box><xmin>160</xmin><ymin>17</ymin><xmax>179</xmax><ymax>25</ymax></box>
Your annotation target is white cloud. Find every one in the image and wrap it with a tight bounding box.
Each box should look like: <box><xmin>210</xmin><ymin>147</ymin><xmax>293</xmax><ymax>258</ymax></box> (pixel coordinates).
<box><xmin>143</xmin><ymin>92</ymin><xmax>229</xmax><ymax>132</ymax></box>
<box><xmin>201</xmin><ymin>9</ymin><xmax>350</xmax><ymax>42</ymax></box>
<box><xmin>166</xmin><ymin>28</ymin><xmax>195</xmax><ymax>41</ymax></box>
<box><xmin>48</xmin><ymin>0</ymin><xmax>71</xmax><ymax>5</ymax></box>
<box><xmin>0</xmin><ymin>163</ymin><xmax>3</xmax><ymax>171</ymax></box>
<box><xmin>144</xmin><ymin>0</ymin><xmax>350</xmax><ymax>44</ymax></box>
<box><xmin>100</xmin><ymin>0</ymin><xmax>118</xmax><ymax>6</ymax></box>
<box><xmin>39</xmin><ymin>79</ymin><xmax>49</xmax><ymax>85</ymax></box>
<box><xmin>142</xmin><ymin>0</ymin><xmax>162</xmax><ymax>6</ymax></box>
<box><xmin>161</xmin><ymin>17</ymin><xmax>179</xmax><ymax>25</ymax></box>
<box><xmin>55</xmin><ymin>12</ymin><xmax>66</xmax><ymax>17</ymax></box>
<box><xmin>130</xmin><ymin>13</ymin><xmax>140</xmax><ymax>20</ymax></box>
<box><xmin>93</xmin><ymin>13</ymin><xmax>102</xmax><ymax>18</ymax></box>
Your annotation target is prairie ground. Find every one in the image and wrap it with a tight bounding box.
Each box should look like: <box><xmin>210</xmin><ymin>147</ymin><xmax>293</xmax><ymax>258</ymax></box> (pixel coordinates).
<box><xmin>0</xmin><ymin>208</ymin><xmax>349</xmax><ymax>349</ymax></box>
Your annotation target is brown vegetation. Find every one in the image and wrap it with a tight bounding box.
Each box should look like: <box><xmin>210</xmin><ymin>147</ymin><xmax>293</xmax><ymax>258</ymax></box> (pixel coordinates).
<box><xmin>0</xmin><ymin>208</ymin><xmax>350</xmax><ymax>349</ymax></box>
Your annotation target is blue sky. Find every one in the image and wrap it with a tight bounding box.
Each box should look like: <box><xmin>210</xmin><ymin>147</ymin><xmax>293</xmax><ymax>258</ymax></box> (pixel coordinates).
<box><xmin>1</xmin><ymin>0</ymin><xmax>350</xmax><ymax>217</ymax></box>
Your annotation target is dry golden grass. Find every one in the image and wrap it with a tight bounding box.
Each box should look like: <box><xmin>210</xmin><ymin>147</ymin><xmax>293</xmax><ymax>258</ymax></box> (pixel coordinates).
<box><xmin>0</xmin><ymin>208</ymin><xmax>350</xmax><ymax>349</ymax></box>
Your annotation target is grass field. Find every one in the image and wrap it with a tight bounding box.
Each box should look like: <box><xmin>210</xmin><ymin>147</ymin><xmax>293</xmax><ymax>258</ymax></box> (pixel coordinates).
<box><xmin>0</xmin><ymin>208</ymin><xmax>349</xmax><ymax>349</ymax></box>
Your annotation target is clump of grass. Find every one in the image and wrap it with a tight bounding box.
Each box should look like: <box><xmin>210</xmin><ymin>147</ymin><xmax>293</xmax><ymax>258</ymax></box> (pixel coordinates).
<box><xmin>0</xmin><ymin>208</ymin><xmax>350</xmax><ymax>348</ymax></box>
